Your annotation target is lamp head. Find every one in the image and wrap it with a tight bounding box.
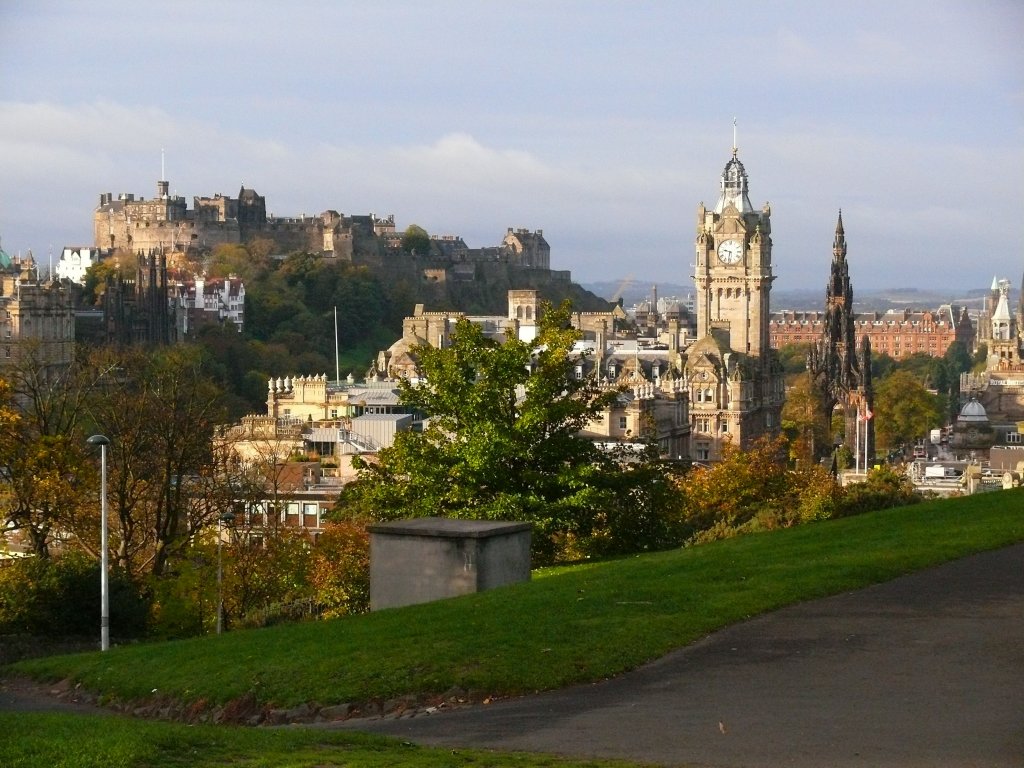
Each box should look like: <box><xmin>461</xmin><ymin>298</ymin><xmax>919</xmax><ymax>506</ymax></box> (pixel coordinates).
<box><xmin>87</xmin><ymin>434</ymin><xmax>111</xmax><ymax>447</ymax></box>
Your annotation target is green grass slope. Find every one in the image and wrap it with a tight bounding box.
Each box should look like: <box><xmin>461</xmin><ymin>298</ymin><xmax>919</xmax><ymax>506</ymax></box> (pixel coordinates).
<box><xmin>12</xmin><ymin>489</ymin><xmax>1024</xmax><ymax>713</ymax></box>
<box><xmin>0</xmin><ymin>712</ymin><xmax>647</xmax><ymax>768</ymax></box>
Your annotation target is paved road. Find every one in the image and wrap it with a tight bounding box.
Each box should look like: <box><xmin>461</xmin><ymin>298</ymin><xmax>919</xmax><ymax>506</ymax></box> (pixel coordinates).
<box><xmin>343</xmin><ymin>544</ymin><xmax>1024</xmax><ymax>767</ymax></box>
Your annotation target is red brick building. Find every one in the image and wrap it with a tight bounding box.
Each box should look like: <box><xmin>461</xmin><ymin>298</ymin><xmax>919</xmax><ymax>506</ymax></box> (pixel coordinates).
<box><xmin>771</xmin><ymin>305</ymin><xmax>974</xmax><ymax>359</ymax></box>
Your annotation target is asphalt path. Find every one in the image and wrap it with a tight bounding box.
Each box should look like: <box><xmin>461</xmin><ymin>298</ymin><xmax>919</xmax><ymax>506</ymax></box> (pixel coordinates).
<box><xmin>342</xmin><ymin>543</ymin><xmax>1024</xmax><ymax>768</ymax></box>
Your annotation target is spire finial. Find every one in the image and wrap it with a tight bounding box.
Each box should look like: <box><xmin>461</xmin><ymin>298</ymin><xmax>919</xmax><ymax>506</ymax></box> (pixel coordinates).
<box><xmin>732</xmin><ymin>117</ymin><xmax>738</xmax><ymax>157</ymax></box>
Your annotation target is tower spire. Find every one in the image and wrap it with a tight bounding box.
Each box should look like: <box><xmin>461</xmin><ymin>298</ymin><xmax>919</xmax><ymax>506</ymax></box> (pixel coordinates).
<box><xmin>732</xmin><ymin>117</ymin><xmax>738</xmax><ymax>157</ymax></box>
<box><xmin>833</xmin><ymin>209</ymin><xmax>847</xmax><ymax>260</ymax></box>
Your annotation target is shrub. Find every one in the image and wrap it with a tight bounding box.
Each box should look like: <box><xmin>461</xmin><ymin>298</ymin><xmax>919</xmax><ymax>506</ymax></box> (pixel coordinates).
<box><xmin>146</xmin><ymin>542</ymin><xmax>216</xmax><ymax>639</ymax></box>
<box><xmin>0</xmin><ymin>551</ymin><xmax>149</xmax><ymax>639</ymax></box>
<box><xmin>836</xmin><ymin>466</ymin><xmax>922</xmax><ymax>517</ymax></box>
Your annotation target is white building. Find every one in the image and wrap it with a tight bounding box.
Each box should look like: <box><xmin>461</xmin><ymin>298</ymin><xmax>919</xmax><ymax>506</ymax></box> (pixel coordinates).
<box><xmin>55</xmin><ymin>246</ymin><xmax>101</xmax><ymax>285</ymax></box>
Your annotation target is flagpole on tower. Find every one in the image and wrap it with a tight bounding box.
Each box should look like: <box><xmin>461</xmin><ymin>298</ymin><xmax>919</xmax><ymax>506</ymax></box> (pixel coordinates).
<box><xmin>855</xmin><ymin>409</ymin><xmax>860</xmax><ymax>474</ymax></box>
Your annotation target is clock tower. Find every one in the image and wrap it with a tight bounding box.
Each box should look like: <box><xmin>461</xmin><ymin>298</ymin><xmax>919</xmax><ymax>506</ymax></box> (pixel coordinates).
<box><xmin>684</xmin><ymin>136</ymin><xmax>784</xmax><ymax>461</ymax></box>
<box><xmin>694</xmin><ymin>145</ymin><xmax>774</xmax><ymax>356</ymax></box>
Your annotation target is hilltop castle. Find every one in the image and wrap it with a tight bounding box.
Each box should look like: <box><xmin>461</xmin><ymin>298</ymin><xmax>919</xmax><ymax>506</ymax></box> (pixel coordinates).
<box><xmin>93</xmin><ymin>179</ymin><xmax>563</xmax><ymax>278</ymax></box>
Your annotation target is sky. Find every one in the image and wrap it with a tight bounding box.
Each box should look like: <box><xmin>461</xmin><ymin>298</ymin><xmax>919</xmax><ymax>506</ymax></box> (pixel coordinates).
<box><xmin>1</xmin><ymin>1</ymin><xmax>1022</xmax><ymax>296</ymax></box>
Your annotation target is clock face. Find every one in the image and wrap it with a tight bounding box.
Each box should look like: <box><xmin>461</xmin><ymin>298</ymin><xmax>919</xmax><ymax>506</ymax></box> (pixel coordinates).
<box><xmin>718</xmin><ymin>239</ymin><xmax>742</xmax><ymax>264</ymax></box>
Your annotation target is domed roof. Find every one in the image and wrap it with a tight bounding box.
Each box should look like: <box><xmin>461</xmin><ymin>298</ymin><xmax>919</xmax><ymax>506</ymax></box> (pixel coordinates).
<box><xmin>957</xmin><ymin>398</ymin><xmax>989</xmax><ymax>423</ymax></box>
<box><xmin>0</xmin><ymin>238</ymin><xmax>11</xmax><ymax>270</ymax></box>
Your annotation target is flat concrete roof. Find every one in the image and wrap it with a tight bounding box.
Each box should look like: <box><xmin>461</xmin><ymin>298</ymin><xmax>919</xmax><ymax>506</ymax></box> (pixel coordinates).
<box><xmin>368</xmin><ymin>517</ymin><xmax>532</xmax><ymax>538</ymax></box>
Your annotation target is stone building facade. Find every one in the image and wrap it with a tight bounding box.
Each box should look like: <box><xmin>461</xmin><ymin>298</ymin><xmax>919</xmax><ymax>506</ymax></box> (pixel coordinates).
<box><xmin>501</xmin><ymin>228</ymin><xmax>550</xmax><ymax>269</ymax></box>
<box><xmin>0</xmin><ymin>245</ymin><xmax>74</xmax><ymax>374</ymax></box>
<box><xmin>959</xmin><ymin>273</ymin><xmax>1024</xmax><ymax>452</ymax></box>
<box><xmin>372</xmin><ymin>289</ymin><xmax>691</xmax><ymax>459</ymax></box>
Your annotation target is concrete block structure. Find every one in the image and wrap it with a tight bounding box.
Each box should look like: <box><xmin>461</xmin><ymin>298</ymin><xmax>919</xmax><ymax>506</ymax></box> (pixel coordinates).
<box><xmin>368</xmin><ymin>517</ymin><xmax>531</xmax><ymax>610</ymax></box>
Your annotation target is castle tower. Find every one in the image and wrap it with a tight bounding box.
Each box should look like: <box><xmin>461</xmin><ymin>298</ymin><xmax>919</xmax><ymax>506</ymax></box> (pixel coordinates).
<box><xmin>685</xmin><ymin>133</ymin><xmax>784</xmax><ymax>461</ymax></box>
<box><xmin>808</xmin><ymin>211</ymin><xmax>874</xmax><ymax>466</ymax></box>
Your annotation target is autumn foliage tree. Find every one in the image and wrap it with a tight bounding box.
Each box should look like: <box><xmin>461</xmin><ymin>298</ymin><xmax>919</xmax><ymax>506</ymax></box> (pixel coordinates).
<box><xmin>0</xmin><ymin>346</ymin><xmax>99</xmax><ymax>559</ymax></box>
<box><xmin>308</xmin><ymin>521</ymin><xmax>370</xmax><ymax>617</ymax></box>
<box><xmin>674</xmin><ymin>436</ymin><xmax>840</xmax><ymax>544</ymax></box>
<box><xmin>781</xmin><ymin>372</ymin><xmax>831</xmax><ymax>466</ymax></box>
<box><xmin>85</xmin><ymin>345</ymin><xmax>227</xmax><ymax>578</ymax></box>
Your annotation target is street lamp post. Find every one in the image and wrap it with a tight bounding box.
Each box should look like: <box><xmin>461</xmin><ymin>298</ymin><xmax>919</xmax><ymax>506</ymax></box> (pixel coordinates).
<box><xmin>216</xmin><ymin>511</ymin><xmax>235</xmax><ymax>634</ymax></box>
<box><xmin>86</xmin><ymin>434</ymin><xmax>111</xmax><ymax>652</ymax></box>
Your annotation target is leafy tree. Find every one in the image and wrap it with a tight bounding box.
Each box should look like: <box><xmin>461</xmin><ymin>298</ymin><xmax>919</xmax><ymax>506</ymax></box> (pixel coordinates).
<box><xmin>401</xmin><ymin>224</ymin><xmax>431</xmax><ymax>255</ymax></box>
<box><xmin>0</xmin><ymin>346</ymin><xmax>99</xmax><ymax>558</ymax></box>
<box><xmin>871</xmin><ymin>352</ymin><xmax>897</xmax><ymax>381</ymax></box>
<box><xmin>81</xmin><ymin>257</ymin><xmax>132</xmax><ymax>307</ymax></box>
<box><xmin>777</xmin><ymin>342</ymin><xmax>812</xmax><ymax>376</ymax></box>
<box><xmin>940</xmin><ymin>341</ymin><xmax>973</xmax><ymax>420</ymax></box>
<box><xmin>205</xmin><ymin>244</ymin><xmax>263</xmax><ymax>281</ymax></box>
<box><xmin>781</xmin><ymin>372</ymin><xmax>830</xmax><ymax>465</ymax></box>
<box><xmin>872</xmin><ymin>370</ymin><xmax>942</xmax><ymax>451</ymax></box>
<box><xmin>86</xmin><ymin>346</ymin><xmax>227</xmax><ymax>578</ymax></box>
<box><xmin>972</xmin><ymin>343</ymin><xmax>988</xmax><ymax>372</ymax></box>
<box><xmin>309</xmin><ymin>521</ymin><xmax>370</xmax><ymax>617</ymax></box>
<box><xmin>221</xmin><ymin>525</ymin><xmax>312</xmax><ymax>629</ymax></box>
<box><xmin>895</xmin><ymin>352</ymin><xmax>943</xmax><ymax>387</ymax></box>
<box><xmin>339</xmin><ymin>301</ymin><xmax>630</xmax><ymax>562</ymax></box>
<box><xmin>943</xmin><ymin>340</ymin><xmax>972</xmax><ymax>377</ymax></box>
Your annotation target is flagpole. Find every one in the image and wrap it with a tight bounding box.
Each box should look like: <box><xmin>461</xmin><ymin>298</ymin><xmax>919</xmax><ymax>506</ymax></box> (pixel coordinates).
<box><xmin>855</xmin><ymin>405</ymin><xmax>861</xmax><ymax>474</ymax></box>
<box><xmin>334</xmin><ymin>306</ymin><xmax>340</xmax><ymax>385</ymax></box>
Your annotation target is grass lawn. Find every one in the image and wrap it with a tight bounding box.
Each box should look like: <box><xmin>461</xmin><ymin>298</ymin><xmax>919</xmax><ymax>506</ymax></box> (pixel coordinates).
<box><xmin>10</xmin><ymin>489</ymin><xmax>1024</xmax><ymax>715</ymax></box>
<box><xmin>0</xmin><ymin>712</ymin><xmax>650</xmax><ymax>768</ymax></box>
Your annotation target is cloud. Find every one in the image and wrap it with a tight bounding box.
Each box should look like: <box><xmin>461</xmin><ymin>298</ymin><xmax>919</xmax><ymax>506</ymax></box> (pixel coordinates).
<box><xmin>1</xmin><ymin>97</ymin><xmax>1020</xmax><ymax>293</ymax></box>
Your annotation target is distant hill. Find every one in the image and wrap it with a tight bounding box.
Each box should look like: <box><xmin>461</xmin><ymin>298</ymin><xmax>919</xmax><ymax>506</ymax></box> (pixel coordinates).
<box><xmin>581</xmin><ymin>281</ymin><xmax>1009</xmax><ymax>313</ymax></box>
